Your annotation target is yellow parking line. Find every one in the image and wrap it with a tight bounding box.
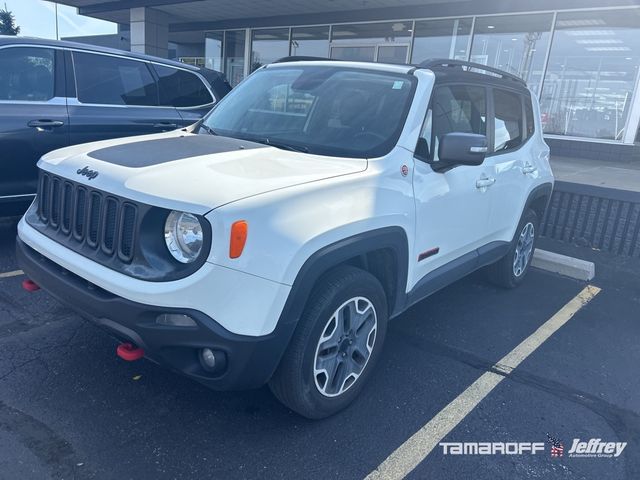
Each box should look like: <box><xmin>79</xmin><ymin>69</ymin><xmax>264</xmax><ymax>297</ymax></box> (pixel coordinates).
<box><xmin>0</xmin><ymin>270</ymin><xmax>24</xmax><ymax>279</ymax></box>
<box><xmin>366</xmin><ymin>285</ymin><xmax>601</xmax><ymax>480</ymax></box>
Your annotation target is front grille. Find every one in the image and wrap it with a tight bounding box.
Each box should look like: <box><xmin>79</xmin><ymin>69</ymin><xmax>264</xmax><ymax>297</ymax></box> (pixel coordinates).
<box><xmin>36</xmin><ymin>172</ymin><xmax>137</xmax><ymax>263</ymax></box>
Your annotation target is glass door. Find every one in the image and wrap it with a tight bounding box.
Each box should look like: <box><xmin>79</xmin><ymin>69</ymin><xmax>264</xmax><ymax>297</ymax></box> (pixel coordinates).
<box><xmin>377</xmin><ymin>45</ymin><xmax>409</xmax><ymax>64</ymax></box>
<box><xmin>330</xmin><ymin>44</ymin><xmax>409</xmax><ymax>63</ymax></box>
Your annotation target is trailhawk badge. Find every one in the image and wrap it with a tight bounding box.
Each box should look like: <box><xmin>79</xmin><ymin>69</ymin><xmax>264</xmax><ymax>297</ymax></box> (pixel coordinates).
<box><xmin>76</xmin><ymin>166</ymin><xmax>99</xmax><ymax>180</ymax></box>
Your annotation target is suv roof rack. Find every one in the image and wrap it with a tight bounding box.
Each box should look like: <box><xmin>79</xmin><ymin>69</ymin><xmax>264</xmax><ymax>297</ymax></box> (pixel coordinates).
<box><xmin>273</xmin><ymin>56</ymin><xmax>332</xmax><ymax>63</ymax></box>
<box><xmin>417</xmin><ymin>58</ymin><xmax>526</xmax><ymax>86</ymax></box>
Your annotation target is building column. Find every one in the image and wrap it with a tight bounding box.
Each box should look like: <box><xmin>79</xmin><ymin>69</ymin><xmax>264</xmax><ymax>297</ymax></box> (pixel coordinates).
<box><xmin>130</xmin><ymin>7</ymin><xmax>169</xmax><ymax>58</ymax></box>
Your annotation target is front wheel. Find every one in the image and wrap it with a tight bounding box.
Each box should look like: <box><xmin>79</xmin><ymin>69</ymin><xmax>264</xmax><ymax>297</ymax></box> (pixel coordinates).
<box><xmin>486</xmin><ymin>208</ymin><xmax>539</xmax><ymax>289</ymax></box>
<box><xmin>269</xmin><ymin>266</ymin><xmax>388</xmax><ymax>419</ymax></box>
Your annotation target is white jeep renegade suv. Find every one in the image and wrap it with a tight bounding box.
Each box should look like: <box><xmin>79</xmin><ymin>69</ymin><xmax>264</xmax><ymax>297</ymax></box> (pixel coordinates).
<box><xmin>17</xmin><ymin>59</ymin><xmax>553</xmax><ymax>418</ymax></box>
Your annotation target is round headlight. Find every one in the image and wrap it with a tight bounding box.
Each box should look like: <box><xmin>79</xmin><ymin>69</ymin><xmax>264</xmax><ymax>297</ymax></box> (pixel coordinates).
<box><xmin>164</xmin><ymin>211</ymin><xmax>204</xmax><ymax>263</ymax></box>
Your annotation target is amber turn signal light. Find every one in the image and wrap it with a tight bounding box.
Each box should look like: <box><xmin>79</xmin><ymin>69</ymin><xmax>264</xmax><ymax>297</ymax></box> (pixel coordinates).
<box><xmin>229</xmin><ymin>220</ymin><xmax>248</xmax><ymax>258</ymax></box>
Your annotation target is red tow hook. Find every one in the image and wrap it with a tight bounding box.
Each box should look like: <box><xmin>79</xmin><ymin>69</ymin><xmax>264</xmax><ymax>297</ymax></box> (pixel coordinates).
<box><xmin>116</xmin><ymin>343</ymin><xmax>145</xmax><ymax>361</ymax></box>
<box><xmin>22</xmin><ymin>279</ymin><xmax>41</xmax><ymax>292</ymax></box>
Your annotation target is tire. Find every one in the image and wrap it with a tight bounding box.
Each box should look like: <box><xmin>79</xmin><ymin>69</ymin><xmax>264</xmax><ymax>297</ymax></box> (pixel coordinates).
<box><xmin>269</xmin><ymin>265</ymin><xmax>388</xmax><ymax>419</ymax></box>
<box><xmin>486</xmin><ymin>208</ymin><xmax>539</xmax><ymax>289</ymax></box>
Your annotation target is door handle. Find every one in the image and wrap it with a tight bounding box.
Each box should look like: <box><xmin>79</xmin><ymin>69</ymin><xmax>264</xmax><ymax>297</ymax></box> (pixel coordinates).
<box><xmin>153</xmin><ymin>123</ymin><xmax>178</xmax><ymax>130</ymax></box>
<box><xmin>28</xmin><ymin>119</ymin><xmax>64</xmax><ymax>130</ymax></box>
<box><xmin>476</xmin><ymin>177</ymin><xmax>496</xmax><ymax>189</ymax></box>
<box><xmin>522</xmin><ymin>163</ymin><xmax>538</xmax><ymax>175</ymax></box>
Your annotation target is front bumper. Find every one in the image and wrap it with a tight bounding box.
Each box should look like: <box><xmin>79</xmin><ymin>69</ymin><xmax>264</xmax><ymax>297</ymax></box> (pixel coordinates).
<box><xmin>16</xmin><ymin>238</ymin><xmax>297</xmax><ymax>390</ymax></box>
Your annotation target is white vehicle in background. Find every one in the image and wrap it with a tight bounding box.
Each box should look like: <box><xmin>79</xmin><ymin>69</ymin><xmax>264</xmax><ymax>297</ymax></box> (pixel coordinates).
<box><xmin>17</xmin><ymin>58</ymin><xmax>553</xmax><ymax>419</ymax></box>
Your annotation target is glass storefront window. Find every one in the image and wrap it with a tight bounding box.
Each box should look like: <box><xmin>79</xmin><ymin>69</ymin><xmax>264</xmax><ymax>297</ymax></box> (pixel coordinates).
<box><xmin>411</xmin><ymin>18</ymin><xmax>473</xmax><ymax>63</ymax></box>
<box><xmin>204</xmin><ymin>31</ymin><xmax>223</xmax><ymax>71</ymax></box>
<box><xmin>330</xmin><ymin>22</ymin><xmax>412</xmax><ymax>63</ymax></box>
<box><xmin>471</xmin><ymin>13</ymin><xmax>553</xmax><ymax>94</ymax></box>
<box><xmin>225</xmin><ymin>30</ymin><xmax>246</xmax><ymax>87</ymax></box>
<box><xmin>540</xmin><ymin>9</ymin><xmax>640</xmax><ymax>140</ymax></box>
<box><xmin>251</xmin><ymin>28</ymin><xmax>290</xmax><ymax>72</ymax></box>
<box><xmin>290</xmin><ymin>26</ymin><xmax>330</xmax><ymax>57</ymax></box>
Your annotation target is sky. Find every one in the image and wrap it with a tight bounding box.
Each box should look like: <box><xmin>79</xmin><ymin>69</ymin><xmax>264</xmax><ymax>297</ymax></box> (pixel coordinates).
<box><xmin>5</xmin><ymin>0</ymin><xmax>116</xmax><ymax>39</ymax></box>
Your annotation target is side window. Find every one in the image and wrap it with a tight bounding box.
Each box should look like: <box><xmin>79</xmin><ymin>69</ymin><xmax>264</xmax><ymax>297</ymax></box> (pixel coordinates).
<box><xmin>493</xmin><ymin>89</ymin><xmax>524</xmax><ymax>152</ymax></box>
<box><xmin>73</xmin><ymin>52</ymin><xmax>158</xmax><ymax>106</ymax></box>
<box><xmin>0</xmin><ymin>47</ymin><xmax>55</xmax><ymax>101</ymax></box>
<box><xmin>154</xmin><ymin>65</ymin><xmax>213</xmax><ymax>107</ymax></box>
<box><xmin>418</xmin><ymin>84</ymin><xmax>487</xmax><ymax>162</ymax></box>
<box><xmin>524</xmin><ymin>95</ymin><xmax>535</xmax><ymax>140</ymax></box>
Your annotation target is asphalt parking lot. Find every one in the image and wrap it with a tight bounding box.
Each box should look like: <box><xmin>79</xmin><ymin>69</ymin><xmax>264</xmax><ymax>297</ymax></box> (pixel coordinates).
<box><xmin>1</xmin><ymin>216</ymin><xmax>639</xmax><ymax>480</ymax></box>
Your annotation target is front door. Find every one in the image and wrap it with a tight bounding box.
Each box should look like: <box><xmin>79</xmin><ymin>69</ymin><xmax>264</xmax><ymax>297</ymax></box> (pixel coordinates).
<box><xmin>411</xmin><ymin>84</ymin><xmax>494</xmax><ymax>289</ymax></box>
<box><xmin>0</xmin><ymin>46</ymin><xmax>70</xmax><ymax>200</ymax></box>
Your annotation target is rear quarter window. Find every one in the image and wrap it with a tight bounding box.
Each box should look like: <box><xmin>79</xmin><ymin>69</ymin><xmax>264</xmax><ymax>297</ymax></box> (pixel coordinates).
<box><xmin>525</xmin><ymin>94</ymin><xmax>535</xmax><ymax>140</ymax></box>
<box><xmin>154</xmin><ymin>65</ymin><xmax>213</xmax><ymax>108</ymax></box>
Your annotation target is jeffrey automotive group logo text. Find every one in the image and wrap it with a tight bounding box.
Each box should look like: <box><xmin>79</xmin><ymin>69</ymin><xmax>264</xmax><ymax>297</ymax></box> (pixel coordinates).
<box><xmin>567</xmin><ymin>438</ymin><xmax>627</xmax><ymax>458</ymax></box>
<box><xmin>439</xmin><ymin>436</ymin><xmax>627</xmax><ymax>459</ymax></box>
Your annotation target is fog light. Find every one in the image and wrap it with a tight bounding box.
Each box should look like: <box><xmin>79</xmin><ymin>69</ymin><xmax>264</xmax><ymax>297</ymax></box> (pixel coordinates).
<box><xmin>156</xmin><ymin>313</ymin><xmax>197</xmax><ymax>327</ymax></box>
<box><xmin>200</xmin><ymin>348</ymin><xmax>217</xmax><ymax>370</ymax></box>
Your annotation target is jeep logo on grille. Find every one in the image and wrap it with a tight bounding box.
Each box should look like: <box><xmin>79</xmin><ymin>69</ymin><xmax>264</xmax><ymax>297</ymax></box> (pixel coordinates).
<box><xmin>77</xmin><ymin>166</ymin><xmax>99</xmax><ymax>180</ymax></box>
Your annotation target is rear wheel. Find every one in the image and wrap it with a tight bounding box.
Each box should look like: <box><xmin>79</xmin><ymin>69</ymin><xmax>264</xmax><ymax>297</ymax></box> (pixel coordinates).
<box><xmin>486</xmin><ymin>208</ymin><xmax>538</xmax><ymax>289</ymax></box>
<box><xmin>269</xmin><ymin>265</ymin><xmax>388</xmax><ymax>419</ymax></box>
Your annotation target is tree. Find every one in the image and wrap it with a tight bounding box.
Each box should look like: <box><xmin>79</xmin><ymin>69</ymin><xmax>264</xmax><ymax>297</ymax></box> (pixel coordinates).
<box><xmin>0</xmin><ymin>6</ymin><xmax>20</xmax><ymax>36</ymax></box>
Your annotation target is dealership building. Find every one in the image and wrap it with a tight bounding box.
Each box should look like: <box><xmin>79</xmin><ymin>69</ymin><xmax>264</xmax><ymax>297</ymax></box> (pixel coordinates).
<box><xmin>57</xmin><ymin>0</ymin><xmax>640</xmax><ymax>160</ymax></box>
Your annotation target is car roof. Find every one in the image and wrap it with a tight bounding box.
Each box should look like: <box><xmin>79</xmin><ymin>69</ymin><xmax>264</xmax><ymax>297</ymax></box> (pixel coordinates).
<box><xmin>266</xmin><ymin>58</ymin><xmax>415</xmax><ymax>75</ymax></box>
<box><xmin>0</xmin><ymin>35</ymin><xmax>220</xmax><ymax>75</ymax></box>
<box><xmin>268</xmin><ymin>56</ymin><xmax>530</xmax><ymax>93</ymax></box>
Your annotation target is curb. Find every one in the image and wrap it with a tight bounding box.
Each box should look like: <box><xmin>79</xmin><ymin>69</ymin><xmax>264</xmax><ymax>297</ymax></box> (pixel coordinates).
<box><xmin>532</xmin><ymin>249</ymin><xmax>595</xmax><ymax>281</ymax></box>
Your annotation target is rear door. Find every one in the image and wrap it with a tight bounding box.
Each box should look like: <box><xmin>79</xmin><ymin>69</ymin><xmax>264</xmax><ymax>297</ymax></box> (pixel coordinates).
<box><xmin>67</xmin><ymin>50</ymin><xmax>183</xmax><ymax>145</ymax></box>
<box><xmin>0</xmin><ymin>45</ymin><xmax>69</xmax><ymax>200</ymax></box>
<box><xmin>152</xmin><ymin>64</ymin><xmax>217</xmax><ymax>126</ymax></box>
<box><xmin>483</xmin><ymin>87</ymin><xmax>532</xmax><ymax>241</ymax></box>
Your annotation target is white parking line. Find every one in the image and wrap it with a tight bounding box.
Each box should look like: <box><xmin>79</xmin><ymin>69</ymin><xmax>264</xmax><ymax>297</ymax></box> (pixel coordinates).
<box><xmin>0</xmin><ymin>270</ymin><xmax>24</xmax><ymax>279</ymax></box>
<box><xmin>366</xmin><ymin>285</ymin><xmax>601</xmax><ymax>480</ymax></box>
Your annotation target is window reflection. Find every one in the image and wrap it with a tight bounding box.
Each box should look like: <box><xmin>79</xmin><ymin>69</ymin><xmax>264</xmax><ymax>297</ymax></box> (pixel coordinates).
<box><xmin>204</xmin><ymin>31</ymin><xmax>223</xmax><ymax>72</ymax></box>
<box><xmin>225</xmin><ymin>30</ymin><xmax>246</xmax><ymax>87</ymax></box>
<box><xmin>251</xmin><ymin>28</ymin><xmax>290</xmax><ymax>72</ymax></box>
<box><xmin>330</xmin><ymin>22</ymin><xmax>411</xmax><ymax>63</ymax></box>
<box><xmin>471</xmin><ymin>14</ymin><xmax>553</xmax><ymax>94</ymax></box>
<box><xmin>540</xmin><ymin>9</ymin><xmax>640</xmax><ymax>140</ymax></box>
<box><xmin>411</xmin><ymin>18</ymin><xmax>472</xmax><ymax>63</ymax></box>
<box><xmin>291</xmin><ymin>26</ymin><xmax>330</xmax><ymax>58</ymax></box>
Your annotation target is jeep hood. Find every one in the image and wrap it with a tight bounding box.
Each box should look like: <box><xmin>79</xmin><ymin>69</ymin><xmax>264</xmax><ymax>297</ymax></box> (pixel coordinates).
<box><xmin>38</xmin><ymin>131</ymin><xmax>367</xmax><ymax>214</ymax></box>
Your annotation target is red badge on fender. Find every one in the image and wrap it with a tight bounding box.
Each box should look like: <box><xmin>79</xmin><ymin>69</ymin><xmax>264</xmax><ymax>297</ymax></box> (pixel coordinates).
<box><xmin>401</xmin><ymin>164</ymin><xmax>409</xmax><ymax>177</ymax></box>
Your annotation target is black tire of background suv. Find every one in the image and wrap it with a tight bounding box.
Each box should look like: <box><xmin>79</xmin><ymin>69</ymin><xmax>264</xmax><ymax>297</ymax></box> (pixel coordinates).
<box><xmin>268</xmin><ymin>265</ymin><xmax>388</xmax><ymax>419</ymax></box>
<box><xmin>486</xmin><ymin>208</ymin><xmax>539</xmax><ymax>289</ymax></box>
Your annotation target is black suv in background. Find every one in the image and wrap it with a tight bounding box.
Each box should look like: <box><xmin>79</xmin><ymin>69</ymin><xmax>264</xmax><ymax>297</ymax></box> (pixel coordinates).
<box><xmin>0</xmin><ymin>36</ymin><xmax>231</xmax><ymax>216</ymax></box>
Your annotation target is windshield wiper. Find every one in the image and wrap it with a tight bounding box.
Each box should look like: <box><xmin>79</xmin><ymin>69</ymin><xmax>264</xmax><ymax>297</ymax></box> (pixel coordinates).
<box><xmin>256</xmin><ymin>138</ymin><xmax>309</xmax><ymax>153</ymax></box>
<box><xmin>199</xmin><ymin>124</ymin><xmax>218</xmax><ymax>136</ymax></box>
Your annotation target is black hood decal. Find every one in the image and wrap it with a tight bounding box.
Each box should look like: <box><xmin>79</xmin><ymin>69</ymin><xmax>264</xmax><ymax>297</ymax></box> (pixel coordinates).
<box><xmin>89</xmin><ymin>134</ymin><xmax>266</xmax><ymax>168</ymax></box>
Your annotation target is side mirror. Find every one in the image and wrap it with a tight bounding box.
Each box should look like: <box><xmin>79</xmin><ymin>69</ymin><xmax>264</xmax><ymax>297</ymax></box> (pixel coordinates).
<box><xmin>437</xmin><ymin>132</ymin><xmax>488</xmax><ymax>168</ymax></box>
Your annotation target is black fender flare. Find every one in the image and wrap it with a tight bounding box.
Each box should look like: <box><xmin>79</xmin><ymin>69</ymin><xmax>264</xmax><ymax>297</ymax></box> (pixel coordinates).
<box><xmin>280</xmin><ymin>226</ymin><xmax>410</xmax><ymax>326</ymax></box>
<box><xmin>524</xmin><ymin>182</ymin><xmax>554</xmax><ymax>220</ymax></box>
<box><xmin>262</xmin><ymin>227</ymin><xmax>410</xmax><ymax>381</ymax></box>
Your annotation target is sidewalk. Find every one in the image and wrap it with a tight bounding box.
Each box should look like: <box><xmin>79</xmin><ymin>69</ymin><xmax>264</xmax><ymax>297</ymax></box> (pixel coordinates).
<box><xmin>550</xmin><ymin>155</ymin><xmax>640</xmax><ymax>192</ymax></box>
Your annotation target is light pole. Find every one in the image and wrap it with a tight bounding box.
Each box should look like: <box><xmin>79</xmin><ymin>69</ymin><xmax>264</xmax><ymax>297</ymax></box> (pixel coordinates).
<box><xmin>55</xmin><ymin>2</ymin><xmax>59</xmax><ymax>40</ymax></box>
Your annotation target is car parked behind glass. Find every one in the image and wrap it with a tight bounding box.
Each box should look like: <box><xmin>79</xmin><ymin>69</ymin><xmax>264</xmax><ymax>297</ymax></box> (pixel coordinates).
<box><xmin>0</xmin><ymin>36</ymin><xmax>231</xmax><ymax>216</ymax></box>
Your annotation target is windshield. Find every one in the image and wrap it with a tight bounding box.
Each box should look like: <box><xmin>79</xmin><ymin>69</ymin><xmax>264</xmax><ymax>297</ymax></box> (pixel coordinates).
<box><xmin>200</xmin><ymin>65</ymin><xmax>416</xmax><ymax>158</ymax></box>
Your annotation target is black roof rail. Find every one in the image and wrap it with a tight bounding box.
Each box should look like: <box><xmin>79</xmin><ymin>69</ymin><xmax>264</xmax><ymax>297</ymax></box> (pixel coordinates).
<box><xmin>417</xmin><ymin>58</ymin><xmax>527</xmax><ymax>86</ymax></box>
<box><xmin>273</xmin><ymin>56</ymin><xmax>333</xmax><ymax>63</ymax></box>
